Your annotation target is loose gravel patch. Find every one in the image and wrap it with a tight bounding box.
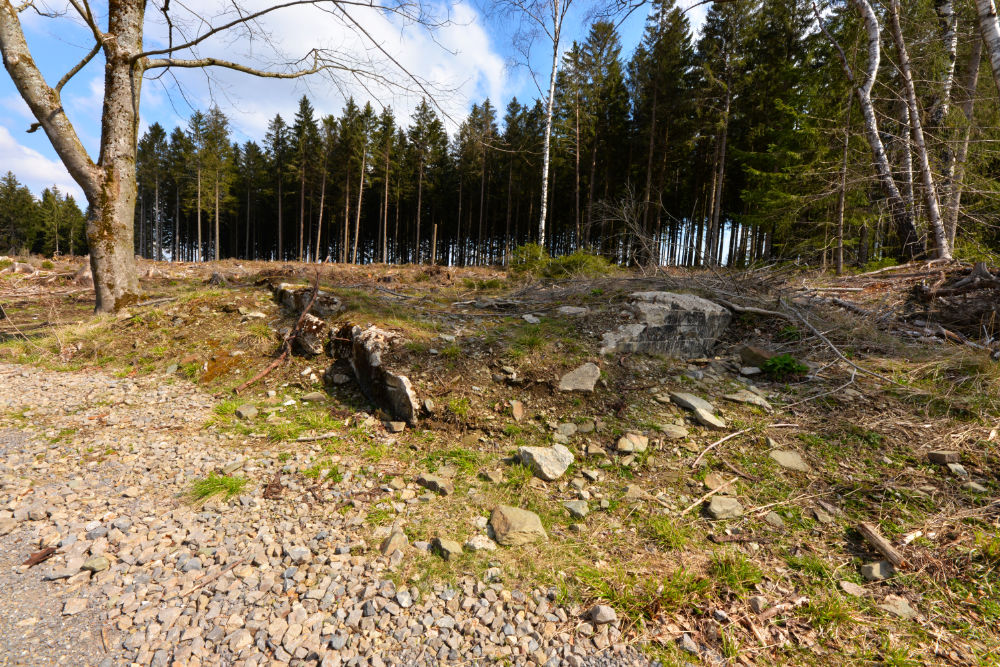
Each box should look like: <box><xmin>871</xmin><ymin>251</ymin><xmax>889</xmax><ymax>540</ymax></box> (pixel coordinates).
<box><xmin>0</xmin><ymin>364</ymin><xmax>655</xmax><ymax>667</ymax></box>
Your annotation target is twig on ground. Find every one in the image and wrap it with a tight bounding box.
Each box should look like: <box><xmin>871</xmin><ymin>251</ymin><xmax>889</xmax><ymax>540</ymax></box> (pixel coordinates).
<box><xmin>692</xmin><ymin>430</ymin><xmax>749</xmax><ymax>468</ymax></box>
<box><xmin>679</xmin><ymin>477</ymin><xmax>738</xmax><ymax>517</ymax></box>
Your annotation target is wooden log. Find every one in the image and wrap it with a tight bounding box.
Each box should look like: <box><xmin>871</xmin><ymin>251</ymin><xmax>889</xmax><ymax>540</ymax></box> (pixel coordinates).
<box><xmin>857</xmin><ymin>522</ymin><xmax>907</xmax><ymax>568</ymax></box>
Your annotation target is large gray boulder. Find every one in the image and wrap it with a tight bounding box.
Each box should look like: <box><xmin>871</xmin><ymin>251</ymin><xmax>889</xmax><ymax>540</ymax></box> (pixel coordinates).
<box><xmin>600</xmin><ymin>292</ymin><xmax>731</xmax><ymax>358</ymax></box>
<box><xmin>272</xmin><ymin>282</ymin><xmax>343</xmax><ymax>318</ymax></box>
<box><xmin>330</xmin><ymin>324</ymin><xmax>420</xmax><ymax>424</ymax></box>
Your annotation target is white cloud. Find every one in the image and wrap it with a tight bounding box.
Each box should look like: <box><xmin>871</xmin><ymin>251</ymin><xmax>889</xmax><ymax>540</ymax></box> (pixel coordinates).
<box><xmin>0</xmin><ymin>125</ymin><xmax>83</xmax><ymax>201</ymax></box>
<box><xmin>140</xmin><ymin>0</ymin><xmax>507</xmax><ymax>137</ymax></box>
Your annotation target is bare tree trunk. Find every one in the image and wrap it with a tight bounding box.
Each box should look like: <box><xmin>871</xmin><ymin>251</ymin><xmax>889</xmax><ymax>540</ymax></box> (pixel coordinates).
<box><xmin>537</xmin><ymin>2</ymin><xmax>561</xmax><ymax>250</ymax></box>
<box><xmin>946</xmin><ymin>34</ymin><xmax>982</xmax><ymax>245</ymax></box>
<box><xmin>298</xmin><ymin>166</ymin><xmax>305</xmax><ymax>262</ymax></box>
<box><xmin>197</xmin><ymin>169</ymin><xmax>203</xmax><ymax>262</ymax></box>
<box><xmin>315</xmin><ymin>167</ymin><xmax>326</xmax><ymax>263</ymax></box>
<box><xmin>889</xmin><ymin>0</ymin><xmax>950</xmax><ymax>259</ymax></box>
<box><xmin>174</xmin><ymin>189</ymin><xmax>180</xmax><ymax>262</ymax></box>
<box><xmin>505</xmin><ymin>160</ymin><xmax>513</xmax><ymax>264</ymax></box>
<box><xmin>214</xmin><ymin>177</ymin><xmax>220</xmax><ymax>261</ymax></box>
<box><xmin>351</xmin><ymin>149</ymin><xmax>366</xmax><ymax>263</ymax></box>
<box><xmin>709</xmin><ymin>88</ymin><xmax>729</xmax><ymax>266</ymax></box>
<box><xmin>976</xmin><ymin>0</ymin><xmax>1000</xmax><ymax>96</ymax></box>
<box><xmin>574</xmin><ymin>96</ymin><xmax>580</xmax><ymax>250</ymax></box>
<box><xmin>415</xmin><ymin>160</ymin><xmax>424</xmax><ymax>264</ymax></box>
<box><xmin>273</xmin><ymin>179</ymin><xmax>280</xmax><ymax>260</ymax></box>
<box><xmin>246</xmin><ymin>184</ymin><xmax>252</xmax><ymax>259</ymax></box>
<box><xmin>342</xmin><ymin>171</ymin><xmax>350</xmax><ymax>263</ymax></box>
<box><xmin>835</xmin><ymin>93</ymin><xmax>852</xmax><ymax>276</ymax></box>
<box><xmin>382</xmin><ymin>141</ymin><xmax>390</xmax><ymax>264</ymax></box>
<box><xmin>818</xmin><ymin>0</ymin><xmax>920</xmax><ymax>259</ymax></box>
<box><xmin>932</xmin><ymin>0</ymin><xmax>958</xmax><ymax>126</ymax></box>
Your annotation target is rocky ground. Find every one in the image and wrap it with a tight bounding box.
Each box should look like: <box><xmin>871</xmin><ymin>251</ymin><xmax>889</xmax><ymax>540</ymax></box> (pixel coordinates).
<box><xmin>0</xmin><ymin>363</ymin><xmax>652</xmax><ymax>667</ymax></box>
<box><xmin>1</xmin><ymin>257</ymin><xmax>999</xmax><ymax>666</ymax></box>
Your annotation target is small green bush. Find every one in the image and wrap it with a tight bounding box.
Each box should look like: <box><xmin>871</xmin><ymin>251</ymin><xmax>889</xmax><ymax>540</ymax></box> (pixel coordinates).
<box><xmin>41</xmin><ymin>260</ymin><xmax>54</xmax><ymax>270</ymax></box>
<box><xmin>761</xmin><ymin>353</ymin><xmax>809</xmax><ymax>379</ymax></box>
<box><xmin>510</xmin><ymin>243</ymin><xmax>615</xmax><ymax>279</ymax></box>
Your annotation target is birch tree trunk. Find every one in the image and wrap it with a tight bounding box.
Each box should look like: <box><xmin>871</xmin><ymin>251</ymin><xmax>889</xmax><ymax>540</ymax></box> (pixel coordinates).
<box><xmin>315</xmin><ymin>167</ymin><xmax>326</xmax><ymax>263</ymax></box>
<box><xmin>197</xmin><ymin>169</ymin><xmax>203</xmax><ymax>261</ymax></box>
<box><xmin>818</xmin><ymin>0</ymin><xmax>920</xmax><ymax>259</ymax></box>
<box><xmin>537</xmin><ymin>0</ymin><xmax>562</xmax><ymax>250</ymax></box>
<box><xmin>946</xmin><ymin>35</ymin><xmax>982</xmax><ymax>245</ymax></box>
<box><xmin>931</xmin><ymin>0</ymin><xmax>958</xmax><ymax>126</ymax></box>
<box><xmin>975</xmin><ymin>0</ymin><xmax>1000</xmax><ymax>96</ymax></box>
<box><xmin>835</xmin><ymin>93</ymin><xmax>852</xmax><ymax>276</ymax></box>
<box><xmin>889</xmin><ymin>0</ymin><xmax>950</xmax><ymax>259</ymax></box>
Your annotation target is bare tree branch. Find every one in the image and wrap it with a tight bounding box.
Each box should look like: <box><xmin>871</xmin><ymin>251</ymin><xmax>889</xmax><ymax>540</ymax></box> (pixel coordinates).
<box><xmin>145</xmin><ymin>55</ymin><xmax>325</xmax><ymax>78</ymax></box>
<box><xmin>55</xmin><ymin>41</ymin><xmax>100</xmax><ymax>93</ymax></box>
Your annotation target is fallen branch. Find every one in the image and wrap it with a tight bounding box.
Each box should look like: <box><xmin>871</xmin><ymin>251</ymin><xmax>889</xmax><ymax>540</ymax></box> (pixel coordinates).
<box><xmin>857</xmin><ymin>522</ymin><xmax>908</xmax><ymax>569</ymax></box>
<box><xmin>691</xmin><ymin>430</ymin><xmax>749</xmax><ymax>468</ymax></box>
<box><xmin>171</xmin><ymin>558</ymin><xmax>247</xmax><ymax>600</ymax></box>
<box><xmin>714</xmin><ymin>298</ymin><xmax>792</xmax><ymax>321</ymax></box>
<box><xmin>22</xmin><ymin>547</ymin><xmax>56</xmax><ymax>567</ymax></box>
<box><xmin>234</xmin><ymin>273</ymin><xmax>320</xmax><ymax>396</ymax></box>
<box><xmin>679</xmin><ymin>476</ymin><xmax>738</xmax><ymax>517</ymax></box>
<box><xmin>296</xmin><ymin>432</ymin><xmax>340</xmax><ymax>442</ymax></box>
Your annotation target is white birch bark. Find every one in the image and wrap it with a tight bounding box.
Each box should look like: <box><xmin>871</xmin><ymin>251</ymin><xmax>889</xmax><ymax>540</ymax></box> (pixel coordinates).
<box><xmin>976</xmin><ymin>0</ymin><xmax>1000</xmax><ymax>96</ymax></box>
<box><xmin>537</xmin><ymin>0</ymin><xmax>562</xmax><ymax>251</ymax></box>
<box><xmin>816</xmin><ymin>0</ymin><xmax>920</xmax><ymax>258</ymax></box>
<box><xmin>889</xmin><ymin>0</ymin><xmax>950</xmax><ymax>259</ymax></box>
<box><xmin>931</xmin><ymin>0</ymin><xmax>958</xmax><ymax>126</ymax></box>
<box><xmin>946</xmin><ymin>36</ymin><xmax>982</xmax><ymax>245</ymax></box>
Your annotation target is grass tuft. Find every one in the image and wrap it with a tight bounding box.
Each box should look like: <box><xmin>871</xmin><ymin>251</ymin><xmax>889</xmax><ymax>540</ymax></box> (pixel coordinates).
<box><xmin>187</xmin><ymin>473</ymin><xmax>248</xmax><ymax>504</ymax></box>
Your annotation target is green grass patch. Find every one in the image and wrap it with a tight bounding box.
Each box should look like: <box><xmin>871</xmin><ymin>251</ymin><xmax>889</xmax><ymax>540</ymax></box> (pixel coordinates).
<box><xmin>187</xmin><ymin>473</ymin><xmax>248</xmax><ymax>504</ymax></box>
<box><xmin>575</xmin><ymin>565</ymin><xmax>709</xmax><ymax>625</ymax></box>
<box><xmin>709</xmin><ymin>551</ymin><xmax>764</xmax><ymax>595</ymax></box>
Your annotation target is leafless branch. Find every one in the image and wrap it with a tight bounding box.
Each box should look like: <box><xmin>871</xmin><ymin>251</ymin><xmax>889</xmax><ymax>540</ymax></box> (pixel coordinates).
<box><xmin>55</xmin><ymin>42</ymin><xmax>100</xmax><ymax>93</ymax></box>
<box><xmin>145</xmin><ymin>55</ymin><xmax>325</xmax><ymax>78</ymax></box>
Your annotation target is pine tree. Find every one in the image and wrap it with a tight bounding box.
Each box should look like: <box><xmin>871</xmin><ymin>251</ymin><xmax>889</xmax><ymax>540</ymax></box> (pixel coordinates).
<box><xmin>292</xmin><ymin>96</ymin><xmax>320</xmax><ymax>262</ymax></box>
<box><xmin>265</xmin><ymin>114</ymin><xmax>292</xmax><ymax>260</ymax></box>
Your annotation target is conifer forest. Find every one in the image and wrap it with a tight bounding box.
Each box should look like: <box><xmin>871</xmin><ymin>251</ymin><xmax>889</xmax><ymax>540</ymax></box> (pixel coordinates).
<box><xmin>7</xmin><ymin>0</ymin><xmax>1000</xmax><ymax>271</ymax></box>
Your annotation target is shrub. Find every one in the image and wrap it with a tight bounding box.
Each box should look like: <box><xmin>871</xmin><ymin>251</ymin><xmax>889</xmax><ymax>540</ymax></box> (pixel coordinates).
<box><xmin>509</xmin><ymin>243</ymin><xmax>615</xmax><ymax>279</ymax></box>
<box><xmin>761</xmin><ymin>353</ymin><xmax>808</xmax><ymax>379</ymax></box>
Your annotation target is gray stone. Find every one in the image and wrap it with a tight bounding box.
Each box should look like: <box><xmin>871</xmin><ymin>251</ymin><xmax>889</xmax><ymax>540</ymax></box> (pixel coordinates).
<box><xmin>416</xmin><ymin>473</ymin><xmax>454</xmax><ymax>496</ymax></box>
<box><xmin>558</xmin><ymin>363</ymin><xmax>601</xmax><ymax>393</ymax></box>
<box><xmin>63</xmin><ymin>598</ymin><xmax>87</xmax><ymax>615</ymax></box>
<box><xmin>749</xmin><ymin>596</ymin><xmax>767</xmax><ymax>614</ymax></box>
<box><xmin>273</xmin><ymin>282</ymin><xmax>343</xmax><ymax>318</ymax></box>
<box><xmin>587</xmin><ymin>605</ymin><xmax>617</xmax><ymax>625</ymax></box>
<box><xmin>927</xmin><ymin>450</ymin><xmax>959</xmax><ymax>464</ymax></box>
<box><xmin>518</xmin><ymin>444</ymin><xmax>574</xmax><ymax>482</ymax></box>
<box><xmin>295</xmin><ymin>314</ymin><xmax>328</xmax><ymax>356</ymax></box>
<box><xmin>947</xmin><ymin>462</ymin><xmax>968</xmax><ymax>478</ymax></box>
<box><xmin>706</xmin><ymin>496</ymin><xmax>743</xmax><ymax>520</ymax></box>
<box><xmin>301</xmin><ymin>391</ymin><xmax>325</xmax><ymax>402</ymax></box>
<box><xmin>963</xmin><ymin>481</ymin><xmax>988</xmax><ymax>493</ymax></box>
<box><xmin>285</xmin><ymin>546</ymin><xmax>311</xmax><ymax>564</ymax></box>
<box><xmin>769</xmin><ymin>450</ymin><xmax>810</xmax><ymax>472</ymax></box>
<box><xmin>693</xmin><ymin>407</ymin><xmax>727</xmax><ymax>430</ymax></box>
<box><xmin>558</xmin><ymin>306</ymin><xmax>589</xmax><ymax>317</ymax></box>
<box><xmin>557</xmin><ymin>422</ymin><xmax>578</xmax><ymax>437</ymax></box>
<box><xmin>510</xmin><ymin>400</ymin><xmax>525</xmax><ymax>422</ymax></box>
<box><xmin>330</xmin><ymin>324</ymin><xmax>420</xmax><ymax>424</ymax></box>
<box><xmin>490</xmin><ymin>506</ymin><xmax>547</xmax><ymax>546</ymax></box>
<box><xmin>384</xmin><ymin>421</ymin><xmax>406</xmax><ymax>433</ymax></box>
<box><xmin>879</xmin><ymin>595</ymin><xmax>917</xmax><ymax>620</ymax></box>
<box><xmin>235</xmin><ymin>404</ymin><xmax>258</xmax><ymax>420</ymax></box>
<box><xmin>81</xmin><ymin>556</ymin><xmax>109</xmax><ymax>573</ymax></box>
<box><xmin>615</xmin><ymin>433</ymin><xmax>648</xmax><ymax>454</ymax></box>
<box><xmin>522</xmin><ymin>314</ymin><xmax>541</xmax><ymax>324</ymax></box>
<box><xmin>668</xmin><ymin>392</ymin><xmax>715</xmax><ymax>413</ymax></box>
<box><xmin>763</xmin><ymin>511</ymin><xmax>785</xmax><ymax>528</ymax></box>
<box><xmin>600</xmin><ymin>292</ymin><xmax>731</xmax><ymax>358</ymax></box>
<box><xmin>464</xmin><ymin>535</ymin><xmax>497</xmax><ymax>552</ymax></box>
<box><xmin>724</xmin><ymin>390</ymin><xmax>772</xmax><ymax>411</ymax></box>
<box><xmin>380</xmin><ymin>530</ymin><xmax>408</xmax><ymax>556</ymax></box>
<box><xmin>431</xmin><ymin>537</ymin><xmax>464</xmax><ymax>561</ymax></box>
<box><xmin>658</xmin><ymin>424</ymin><xmax>688</xmax><ymax>440</ymax></box>
<box><xmin>563</xmin><ymin>500</ymin><xmax>589</xmax><ymax>519</ymax></box>
<box><xmin>839</xmin><ymin>581</ymin><xmax>867</xmax><ymax>597</ymax></box>
<box><xmin>861</xmin><ymin>560</ymin><xmax>894</xmax><ymax>581</ymax></box>
<box><xmin>678</xmin><ymin>633</ymin><xmax>699</xmax><ymax>655</ymax></box>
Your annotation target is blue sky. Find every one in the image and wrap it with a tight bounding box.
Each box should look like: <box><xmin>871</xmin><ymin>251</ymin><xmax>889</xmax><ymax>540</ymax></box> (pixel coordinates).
<box><xmin>0</xmin><ymin>1</ymin><xmax>707</xmax><ymax>202</ymax></box>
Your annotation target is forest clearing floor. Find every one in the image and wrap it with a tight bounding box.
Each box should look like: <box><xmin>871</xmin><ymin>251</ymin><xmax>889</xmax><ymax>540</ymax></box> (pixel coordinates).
<box><xmin>0</xmin><ymin>256</ymin><xmax>998</xmax><ymax>667</ymax></box>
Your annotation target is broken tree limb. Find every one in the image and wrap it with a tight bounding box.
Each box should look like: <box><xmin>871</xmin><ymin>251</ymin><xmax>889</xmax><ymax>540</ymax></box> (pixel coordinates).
<box><xmin>679</xmin><ymin>477</ymin><xmax>739</xmax><ymax>517</ymax></box>
<box><xmin>857</xmin><ymin>522</ymin><xmax>908</xmax><ymax>568</ymax></box>
<box><xmin>234</xmin><ymin>273</ymin><xmax>320</xmax><ymax>396</ymax></box>
<box><xmin>691</xmin><ymin>429</ymin><xmax>749</xmax><ymax>468</ymax></box>
<box><xmin>22</xmin><ymin>547</ymin><xmax>56</xmax><ymax>567</ymax></box>
<box><xmin>714</xmin><ymin>298</ymin><xmax>792</xmax><ymax>321</ymax></box>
